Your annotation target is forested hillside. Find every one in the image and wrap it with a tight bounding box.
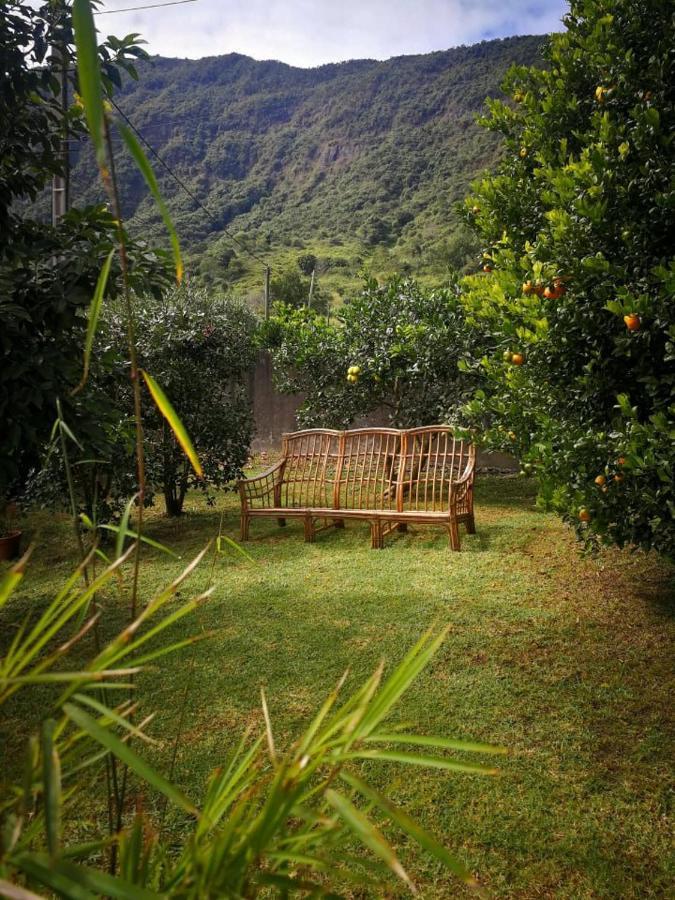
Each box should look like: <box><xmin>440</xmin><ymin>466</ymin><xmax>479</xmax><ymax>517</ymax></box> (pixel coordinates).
<box><xmin>63</xmin><ymin>34</ymin><xmax>544</xmax><ymax>303</ymax></box>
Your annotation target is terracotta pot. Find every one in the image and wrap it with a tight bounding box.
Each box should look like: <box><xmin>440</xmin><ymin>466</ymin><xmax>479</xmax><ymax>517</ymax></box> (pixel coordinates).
<box><xmin>0</xmin><ymin>530</ymin><xmax>22</xmax><ymax>561</ymax></box>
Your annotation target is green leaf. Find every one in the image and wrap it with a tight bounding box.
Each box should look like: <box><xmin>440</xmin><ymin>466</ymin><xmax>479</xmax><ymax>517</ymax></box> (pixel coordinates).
<box><xmin>72</xmin><ymin>0</ymin><xmax>106</xmax><ymax>167</ymax></box>
<box><xmin>325</xmin><ymin>789</ymin><xmax>414</xmax><ymax>890</ymax></box>
<box><xmin>63</xmin><ymin>703</ymin><xmax>199</xmax><ymax>816</ymax></box>
<box><xmin>115</xmin><ymin>494</ymin><xmax>136</xmax><ymax>561</ymax></box>
<box><xmin>99</xmin><ymin>523</ymin><xmax>179</xmax><ymax>559</ymax></box>
<box><xmin>346</xmin><ymin>749</ymin><xmax>499</xmax><ymax>775</ymax></box>
<box><xmin>365</xmin><ymin>733</ymin><xmax>507</xmax><ymax>755</ymax></box>
<box><xmin>72</xmin><ymin>249</ymin><xmax>114</xmax><ymax>396</ymax></box>
<box><xmin>141</xmin><ymin>370</ymin><xmax>203</xmax><ymax>478</ymax></box>
<box><xmin>342</xmin><ymin>772</ymin><xmax>478</xmax><ymax>886</ymax></box>
<box><xmin>40</xmin><ymin>720</ymin><xmax>61</xmax><ymax>859</ymax></box>
<box><xmin>13</xmin><ymin>853</ymin><xmax>161</xmax><ymax>900</ymax></box>
<box><xmin>116</xmin><ymin>122</ymin><xmax>183</xmax><ymax>282</ymax></box>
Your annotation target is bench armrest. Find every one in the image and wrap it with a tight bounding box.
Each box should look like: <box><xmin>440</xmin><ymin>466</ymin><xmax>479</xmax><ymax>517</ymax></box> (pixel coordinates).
<box><xmin>238</xmin><ymin>460</ymin><xmax>285</xmax><ymax>509</ymax></box>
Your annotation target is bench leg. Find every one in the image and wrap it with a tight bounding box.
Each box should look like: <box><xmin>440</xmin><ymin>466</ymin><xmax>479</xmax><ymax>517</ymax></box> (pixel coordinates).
<box><xmin>448</xmin><ymin>520</ymin><xmax>461</xmax><ymax>551</ymax></box>
<box><xmin>397</xmin><ymin>523</ymin><xmax>408</xmax><ymax>533</ymax></box>
<box><xmin>241</xmin><ymin>514</ymin><xmax>250</xmax><ymax>541</ymax></box>
<box><xmin>277</xmin><ymin>517</ymin><xmax>286</xmax><ymax>527</ymax></box>
<box><xmin>371</xmin><ymin>521</ymin><xmax>384</xmax><ymax>550</ymax></box>
<box><xmin>304</xmin><ymin>515</ymin><xmax>316</xmax><ymax>543</ymax></box>
<box><xmin>466</xmin><ymin>514</ymin><xmax>476</xmax><ymax>535</ymax></box>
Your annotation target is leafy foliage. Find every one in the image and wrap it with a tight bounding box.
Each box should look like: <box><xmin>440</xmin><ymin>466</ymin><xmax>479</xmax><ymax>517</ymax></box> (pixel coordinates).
<box><xmin>460</xmin><ymin>0</ymin><xmax>674</xmax><ymax>554</ymax></box>
<box><xmin>108</xmin><ymin>285</ymin><xmax>257</xmax><ymax>516</ymax></box>
<box><xmin>265</xmin><ymin>276</ymin><xmax>488</xmax><ymax>428</ymax></box>
<box><xmin>0</xmin><ymin>2</ymin><xmax>162</xmax><ymax>497</ymax></box>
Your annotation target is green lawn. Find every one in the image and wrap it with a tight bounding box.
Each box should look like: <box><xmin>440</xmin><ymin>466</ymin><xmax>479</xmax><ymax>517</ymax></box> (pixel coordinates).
<box><xmin>2</xmin><ymin>476</ymin><xmax>674</xmax><ymax>898</ymax></box>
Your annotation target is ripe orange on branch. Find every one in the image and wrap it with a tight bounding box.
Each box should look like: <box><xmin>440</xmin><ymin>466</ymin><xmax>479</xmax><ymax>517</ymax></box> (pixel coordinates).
<box><xmin>624</xmin><ymin>313</ymin><xmax>641</xmax><ymax>332</ymax></box>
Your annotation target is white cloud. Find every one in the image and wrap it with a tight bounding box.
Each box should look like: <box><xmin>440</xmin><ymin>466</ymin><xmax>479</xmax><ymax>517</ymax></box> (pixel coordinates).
<box><xmin>95</xmin><ymin>0</ymin><xmax>567</xmax><ymax>66</ymax></box>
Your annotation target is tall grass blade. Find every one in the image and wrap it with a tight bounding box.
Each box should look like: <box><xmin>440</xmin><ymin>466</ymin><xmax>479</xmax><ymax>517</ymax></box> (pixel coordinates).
<box><xmin>325</xmin><ymin>789</ymin><xmax>415</xmax><ymax>892</ymax></box>
<box><xmin>72</xmin><ymin>249</ymin><xmax>114</xmax><ymax>395</ymax></box>
<box><xmin>116</xmin><ymin>122</ymin><xmax>183</xmax><ymax>282</ymax></box>
<box><xmin>40</xmin><ymin>720</ymin><xmax>61</xmax><ymax>859</ymax></box>
<box><xmin>342</xmin><ymin>772</ymin><xmax>479</xmax><ymax>887</ymax></box>
<box><xmin>72</xmin><ymin>0</ymin><xmax>105</xmax><ymax>166</ymax></box>
<box><xmin>140</xmin><ymin>371</ymin><xmax>202</xmax><ymax>478</ymax></box>
<box><xmin>63</xmin><ymin>704</ymin><xmax>198</xmax><ymax>816</ymax></box>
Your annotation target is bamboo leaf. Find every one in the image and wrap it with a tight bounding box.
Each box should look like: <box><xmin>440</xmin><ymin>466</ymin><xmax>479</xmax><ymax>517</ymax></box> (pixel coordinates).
<box><xmin>72</xmin><ymin>249</ymin><xmax>114</xmax><ymax>395</ymax></box>
<box><xmin>325</xmin><ymin>789</ymin><xmax>415</xmax><ymax>892</ymax></box>
<box><xmin>13</xmin><ymin>853</ymin><xmax>161</xmax><ymax>899</ymax></box>
<box><xmin>115</xmin><ymin>494</ymin><xmax>137</xmax><ymax>560</ymax></box>
<box><xmin>0</xmin><ymin>548</ymin><xmax>30</xmax><ymax>610</ymax></box>
<box><xmin>341</xmin><ymin>772</ymin><xmax>479</xmax><ymax>887</ymax></box>
<box><xmin>72</xmin><ymin>693</ymin><xmax>159</xmax><ymax>746</ymax></box>
<box><xmin>345</xmin><ymin>749</ymin><xmax>499</xmax><ymax>775</ymax></box>
<box><xmin>40</xmin><ymin>720</ymin><xmax>61</xmax><ymax>859</ymax></box>
<box><xmin>99</xmin><ymin>522</ymin><xmax>179</xmax><ymax>559</ymax></box>
<box><xmin>216</xmin><ymin>534</ymin><xmax>254</xmax><ymax>562</ymax></box>
<box><xmin>141</xmin><ymin>370</ymin><xmax>202</xmax><ymax>478</ymax></box>
<box><xmin>116</xmin><ymin>122</ymin><xmax>183</xmax><ymax>282</ymax></box>
<box><xmin>72</xmin><ymin>0</ymin><xmax>105</xmax><ymax>166</ymax></box>
<box><xmin>365</xmin><ymin>733</ymin><xmax>507</xmax><ymax>755</ymax></box>
<box><xmin>63</xmin><ymin>703</ymin><xmax>198</xmax><ymax>816</ymax></box>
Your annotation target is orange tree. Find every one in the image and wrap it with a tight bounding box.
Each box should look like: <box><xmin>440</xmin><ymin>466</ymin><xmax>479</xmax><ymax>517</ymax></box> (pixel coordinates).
<box><xmin>461</xmin><ymin>0</ymin><xmax>674</xmax><ymax>555</ymax></box>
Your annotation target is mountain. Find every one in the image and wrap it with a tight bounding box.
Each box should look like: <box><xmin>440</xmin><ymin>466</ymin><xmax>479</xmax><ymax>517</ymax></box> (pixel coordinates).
<box><xmin>66</xmin><ymin>35</ymin><xmax>545</xmax><ymax>303</ymax></box>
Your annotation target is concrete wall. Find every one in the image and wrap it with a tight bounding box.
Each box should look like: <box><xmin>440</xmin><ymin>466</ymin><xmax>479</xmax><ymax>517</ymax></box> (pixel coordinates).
<box><xmin>249</xmin><ymin>351</ymin><xmax>517</xmax><ymax>470</ymax></box>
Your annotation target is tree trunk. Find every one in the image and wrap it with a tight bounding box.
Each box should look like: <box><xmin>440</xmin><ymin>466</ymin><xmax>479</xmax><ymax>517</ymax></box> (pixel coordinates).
<box><xmin>164</xmin><ymin>485</ymin><xmax>183</xmax><ymax>517</ymax></box>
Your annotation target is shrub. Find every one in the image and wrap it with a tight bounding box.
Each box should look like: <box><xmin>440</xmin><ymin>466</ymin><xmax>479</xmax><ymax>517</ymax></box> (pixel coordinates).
<box><xmin>265</xmin><ymin>276</ymin><xmax>488</xmax><ymax>428</ymax></box>
<box><xmin>110</xmin><ymin>284</ymin><xmax>257</xmax><ymax>516</ymax></box>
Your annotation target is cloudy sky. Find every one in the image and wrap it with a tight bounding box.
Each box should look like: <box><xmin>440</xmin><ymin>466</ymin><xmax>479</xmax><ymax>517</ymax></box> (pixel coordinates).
<box><xmin>94</xmin><ymin>0</ymin><xmax>568</xmax><ymax>67</ymax></box>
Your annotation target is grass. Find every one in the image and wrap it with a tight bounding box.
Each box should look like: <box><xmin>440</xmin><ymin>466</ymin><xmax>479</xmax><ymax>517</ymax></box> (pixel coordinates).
<box><xmin>2</xmin><ymin>476</ymin><xmax>674</xmax><ymax>898</ymax></box>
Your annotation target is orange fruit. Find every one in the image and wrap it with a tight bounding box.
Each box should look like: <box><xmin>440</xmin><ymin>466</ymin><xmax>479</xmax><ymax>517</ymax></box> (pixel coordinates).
<box><xmin>624</xmin><ymin>313</ymin><xmax>641</xmax><ymax>332</ymax></box>
<box><xmin>511</xmin><ymin>353</ymin><xmax>525</xmax><ymax>366</ymax></box>
<box><xmin>578</xmin><ymin>508</ymin><xmax>591</xmax><ymax>522</ymax></box>
<box><xmin>522</xmin><ymin>281</ymin><xmax>534</xmax><ymax>294</ymax></box>
<box><xmin>483</xmin><ymin>264</ymin><xmax>492</xmax><ymax>273</ymax></box>
<box><xmin>613</xmin><ymin>473</ymin><xmax>624</xmax><ymax>483</ymax></box>
<box><xmin>594</xmin><ymin>475</ymin><xmax>606</xmax><ymax>486</ymax></box>
<box><xmin>617</xmin><ymin>456</ymin><xmax>627</xmax><ymax>467</ymax></box>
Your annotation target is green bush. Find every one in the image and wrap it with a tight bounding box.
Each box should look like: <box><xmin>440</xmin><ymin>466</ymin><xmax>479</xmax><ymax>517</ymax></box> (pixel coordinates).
<box><xmin>265</xmin><ymin>276</ymin><xmax>488</xmax><ymax>428</ymax></box>
<box><xmin>460</xmin><ymin>0</ymin><xmax>674</xmax><ymax>555</ymax></box>
<box><xmin>108</xmin><ymin>284</ymin><xmax>257</xmax><ymax>516</ymax></box>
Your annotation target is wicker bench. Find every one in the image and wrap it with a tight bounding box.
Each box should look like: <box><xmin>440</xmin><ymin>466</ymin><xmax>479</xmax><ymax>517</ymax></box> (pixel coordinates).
<box><xmin>238</xmin><ymin>426</ymin><xmax>476</xmax><ymax>550</ymax></box>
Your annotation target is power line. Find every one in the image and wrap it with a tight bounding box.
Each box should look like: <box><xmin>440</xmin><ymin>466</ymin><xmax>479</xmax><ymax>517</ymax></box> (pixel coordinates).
<box><xmin>94</xmin><ymin>0</ymin><xmax>198</xmax><ymax>14</ymax></box>
<box><xmin>108</xmin><ymin>97</ymin><xmax>270</xmax><ymax>267</ymax></box>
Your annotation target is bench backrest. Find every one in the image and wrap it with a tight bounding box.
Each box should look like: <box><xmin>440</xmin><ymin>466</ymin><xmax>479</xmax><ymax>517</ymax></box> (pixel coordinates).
<box><xmin>398</xmin><ymin>426</ymin><xmax>475</xmax><ymax>513</ymax></box>
<box><xmin>279</xmin><ymin>429</ymin><xmax>341</xmax><ymax>509</ymax></box>
<box><xmin>339</xmin><ymin>428</ymin><xmax>401</xmax><ymax>511</ymax></box>
<box><xmin>279</xmin><ymin>426</ymin><xmax>474</xmax><ymax>512</ymax></box>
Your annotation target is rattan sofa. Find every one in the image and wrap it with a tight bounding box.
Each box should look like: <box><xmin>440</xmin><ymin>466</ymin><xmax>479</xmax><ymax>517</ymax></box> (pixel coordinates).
<box><xmin>238</xmin><ymin>426</ymin><xmax>476</xmax><ymax>550</ymax></box>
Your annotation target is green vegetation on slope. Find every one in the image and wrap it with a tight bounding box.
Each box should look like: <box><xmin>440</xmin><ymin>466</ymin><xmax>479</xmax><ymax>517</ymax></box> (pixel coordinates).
<box><xmin>58</xmin><ymin>36</ymin><xmax>544</xmax><ymax>303</ymax></box>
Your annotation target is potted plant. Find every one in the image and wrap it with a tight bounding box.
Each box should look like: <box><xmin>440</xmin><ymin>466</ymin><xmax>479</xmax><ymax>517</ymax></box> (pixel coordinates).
<box><xmin>0</xmin><ymin>501</ymin><xmax>22</xmax><ymax>561</ymax></box>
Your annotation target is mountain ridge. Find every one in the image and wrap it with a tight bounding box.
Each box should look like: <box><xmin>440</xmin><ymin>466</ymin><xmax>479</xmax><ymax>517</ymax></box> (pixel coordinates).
<box><xmin>62</xmin><ymin>34</ymin><xmax>546</xmax><ymax>301</ymax></box>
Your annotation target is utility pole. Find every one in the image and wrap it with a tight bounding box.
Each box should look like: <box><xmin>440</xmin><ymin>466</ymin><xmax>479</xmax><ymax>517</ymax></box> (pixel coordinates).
<box><xmin>51</xmin><ymin>5</ymin><xmax>69</xmax><ymax>224</ymax></box>
<box><xmin>264</xmin><ymin>266</ymin><xmax>271</xmax><ymax>319</ymax></box>
<box><xmin>307</xmin><ymin>268</ymin><xmax>315</xmax><ymax>309</ymax></box>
